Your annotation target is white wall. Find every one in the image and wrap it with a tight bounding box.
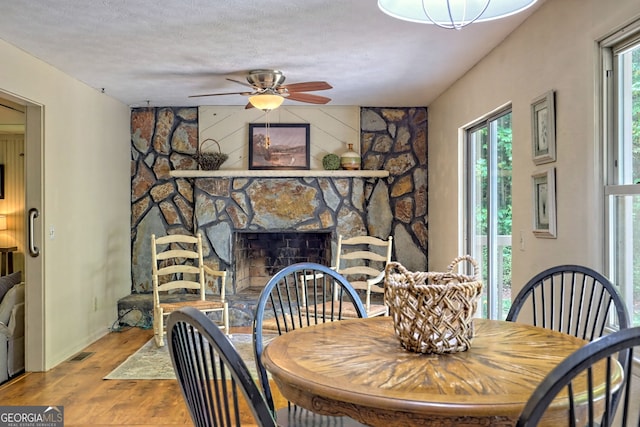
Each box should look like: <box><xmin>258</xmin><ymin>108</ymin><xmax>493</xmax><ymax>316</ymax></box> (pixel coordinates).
<box><xmin>428</xmin><ymin>0</ymin><xmax>640</xmax><ymax>292</ymax></box>
<box><xmin>0</xmin><ymin>38</ymin><xmax>131</xmax><ymax>369</ymax></box>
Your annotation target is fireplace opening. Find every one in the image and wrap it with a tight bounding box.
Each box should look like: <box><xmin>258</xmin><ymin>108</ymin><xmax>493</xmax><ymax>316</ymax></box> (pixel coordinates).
<box><xmin>233</xmin><ymin>231</ymin><xmax>332</xmax><ymax>291</ymax></box>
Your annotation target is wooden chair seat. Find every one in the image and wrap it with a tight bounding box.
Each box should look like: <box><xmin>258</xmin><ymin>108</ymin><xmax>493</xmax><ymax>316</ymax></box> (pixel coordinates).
<box><xmin>159</xmin><ymin>298</ymin><xmax>226</xmax><ymax>314</ymax></box>
<box><xmin>260</xmin><ymin>307</ymin><xmax>367</xmax><ymax>331</ymax></box>
<box><xmin>302</xmin><ymin>300</ymin><xmax>387</xmax><ymax>319</ymax></box>
<box><xmin>261</xmin><ymin>314</ymin><xmax>292</xmax><ymax>332</ymax></box>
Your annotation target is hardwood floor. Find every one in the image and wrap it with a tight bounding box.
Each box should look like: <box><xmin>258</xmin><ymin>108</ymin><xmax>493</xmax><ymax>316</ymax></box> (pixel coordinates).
<box><xmin>0</xmin><ymin>326</ymin><xmax>268</xmax><ymax>427</ymax></box>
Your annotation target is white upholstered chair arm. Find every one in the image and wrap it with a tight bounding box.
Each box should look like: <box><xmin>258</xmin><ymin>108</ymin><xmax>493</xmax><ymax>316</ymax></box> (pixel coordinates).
<box><xmin>0</xmin><ymin>302</ymin><xmax>24</xmax><ymax>338</ymax></box>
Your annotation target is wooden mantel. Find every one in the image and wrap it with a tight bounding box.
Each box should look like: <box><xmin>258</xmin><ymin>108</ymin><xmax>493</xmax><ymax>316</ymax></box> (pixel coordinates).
<box><xmin>170</xmin><ymin>169</ymin><xmax>390</xmax><ymax>178</ymax></box>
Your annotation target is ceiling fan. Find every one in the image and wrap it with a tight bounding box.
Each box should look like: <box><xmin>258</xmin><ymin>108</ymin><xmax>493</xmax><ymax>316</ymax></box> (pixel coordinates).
<box><xmin>189</xmin><ymin>69</ymin><xmax>332</xmax><ymax>110</ymax></box>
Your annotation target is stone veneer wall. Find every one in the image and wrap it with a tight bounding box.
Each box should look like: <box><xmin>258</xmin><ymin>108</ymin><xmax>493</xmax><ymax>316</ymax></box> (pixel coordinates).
<box><xmin>196</xmin><ymin>175</ymin><xmax>374</xmax><ymax>291</ymax></box>
<box><xmin>130</xmin><ymin>106</ymin><xmax>427</xmax><ymax>294</ymax></box>
<box><xmin>361</xmin><ymin>107</ymin><xmax>428</xmax><ymax>272</ymax></box>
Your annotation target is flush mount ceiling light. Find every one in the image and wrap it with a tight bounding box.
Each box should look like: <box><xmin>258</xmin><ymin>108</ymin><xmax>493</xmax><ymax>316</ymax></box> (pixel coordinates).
<box><xmin>378</xmin><ymin>0</ymin><xmax>538</xmax><ymax>30</ymax></box>
<box><xmin>248</xmin><ymin>92</ymin><xmax>285</xmax><ymax>111</ymax></box>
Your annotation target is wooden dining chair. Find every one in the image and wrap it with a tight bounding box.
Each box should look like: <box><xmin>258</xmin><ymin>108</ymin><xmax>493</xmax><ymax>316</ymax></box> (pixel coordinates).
<box><xmin>253</xmin><ymin>262</ymin><xmax>368</xmax><ymax>427</ymax></box>
<box><xmin>506</xmin><ymin>265</ymin><xmax>629</xmax><ymax>341</ymax></box>
<box><xmin>167</xmin><ymin>307</ymin><xmax>278</xmax><ymax>427</ymax></box>
<box><xmin>151</xmin><ymin>233</ymin><xmax>229</xmax><ymax>347</ymax></box>
<box><xmin>332</xmin><ymin>234</ymin><xmax>393</xmax><ymax>317</ymax></box>
<box><xmin>517</xmin><ymin>326</ymin><xmax>640</xmax><ymax>427</ymax></box>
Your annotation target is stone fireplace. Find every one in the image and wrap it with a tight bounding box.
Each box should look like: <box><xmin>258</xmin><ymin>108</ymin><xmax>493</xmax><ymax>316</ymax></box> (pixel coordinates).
<box><xmin>127</xmin><ymin>107</ymin><xmax>428</xmax><ymax>327</ymax></box>
<box><xmin>130</xmin><ymin>107</ymin><xmax>429</xmax><ymax>305</ymax></box>
<box><xmin>193</xmin><ymin>174</ymin><xmax>383</xmax><ymax>294</ymax></box>
<box><xmin>233</xmin><ymin>231</ymin><xmax>332</xmax><ymax>290</ymax></box>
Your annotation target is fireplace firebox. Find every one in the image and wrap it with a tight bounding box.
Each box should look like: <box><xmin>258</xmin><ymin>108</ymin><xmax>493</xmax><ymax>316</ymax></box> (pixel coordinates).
<box><xmin>233</xmin><ymin>231</ymin><xmax>332</xmax><ymax>291</ymax></box>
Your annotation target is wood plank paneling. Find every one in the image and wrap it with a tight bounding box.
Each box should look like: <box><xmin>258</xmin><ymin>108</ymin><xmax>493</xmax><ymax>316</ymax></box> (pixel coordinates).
<box><xmin>199</xmin><ymin>106</ymin><xmax>360</xmax><ymax>170</ymax></box>
<box><xmin>0</xmin><ymin>134</ymin><xmax>25</xmax><ymax>274</ymax></box>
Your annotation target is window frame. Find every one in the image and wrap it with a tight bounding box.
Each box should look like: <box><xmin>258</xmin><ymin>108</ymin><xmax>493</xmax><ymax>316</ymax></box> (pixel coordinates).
<box><xmin>601</xmin><ymin>19</ymin><xmax>640</xmax><ymax>326</ymax></box>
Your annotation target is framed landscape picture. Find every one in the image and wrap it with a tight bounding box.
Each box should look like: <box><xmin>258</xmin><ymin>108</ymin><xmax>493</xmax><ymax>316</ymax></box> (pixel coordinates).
<box><xmin>248</xmin><ymin>123</ymin><xmax>310</xmax><ymax>170</ymax></box>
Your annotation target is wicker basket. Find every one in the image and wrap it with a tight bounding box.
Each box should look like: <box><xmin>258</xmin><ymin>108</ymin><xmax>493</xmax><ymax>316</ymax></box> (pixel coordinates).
<box><xmin>198</xmin><ymin>138</ymin><xmax>228</xmax><ymax>171</ymax></box>
<box><xmin>383</xmin><ymin>256</ymin><xmax>483</xmax><ymax>354</ymax></box>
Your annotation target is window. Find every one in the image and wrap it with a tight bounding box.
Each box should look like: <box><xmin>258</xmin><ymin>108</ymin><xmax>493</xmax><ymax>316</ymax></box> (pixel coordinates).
<box><xmin>603</xmin><ymin>23</ymin><xmax>640</xmax><ymax>326</ymax></box>
<box><xmin>466</xmin><ymin>109</ymin><xmax>513</xmax><ymax>319</ymax></box>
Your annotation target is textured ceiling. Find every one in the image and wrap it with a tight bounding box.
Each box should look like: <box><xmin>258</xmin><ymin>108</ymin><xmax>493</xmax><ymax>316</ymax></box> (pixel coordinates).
<box><xmin>0</xmin><ymin>0</ymin><xmax>542</xmax><ymax>108</ymax></box>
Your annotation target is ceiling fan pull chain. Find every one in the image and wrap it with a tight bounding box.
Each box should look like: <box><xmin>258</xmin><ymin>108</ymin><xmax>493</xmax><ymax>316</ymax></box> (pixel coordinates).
<box><xmin>265</xmin><ymin>110</ymin><xmax>271</xmax><ymax>149</ymax></box>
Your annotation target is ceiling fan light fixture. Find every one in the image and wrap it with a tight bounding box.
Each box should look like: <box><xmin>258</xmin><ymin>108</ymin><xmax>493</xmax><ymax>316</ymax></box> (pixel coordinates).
<box><xmin>377</xmin><ymin>0</ymin><xmax>538</xmax><ymax>30</ymax></box>
<box><xmin>248</xmin><ymin>93</ymin><xmax>284</xmax><ymax>111</ymax></box>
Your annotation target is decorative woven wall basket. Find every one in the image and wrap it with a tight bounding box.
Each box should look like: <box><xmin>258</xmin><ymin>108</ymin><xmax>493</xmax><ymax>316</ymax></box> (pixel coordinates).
<box><xmin>198</xmin><ymin>138</ymin><xmax>228</xmax><ymax>171</ymax></box>
<box><xmin>384</xmin><ymin>256</ymin><xmax>483</xmax><ymax>354</ymax></box>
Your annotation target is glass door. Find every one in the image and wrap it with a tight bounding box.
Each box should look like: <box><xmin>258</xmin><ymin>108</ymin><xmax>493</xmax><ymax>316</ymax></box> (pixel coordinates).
<box><xmin>467</xmin><ymin>110</ymin><xmax>512</xmax><ymax>319</ymax></box>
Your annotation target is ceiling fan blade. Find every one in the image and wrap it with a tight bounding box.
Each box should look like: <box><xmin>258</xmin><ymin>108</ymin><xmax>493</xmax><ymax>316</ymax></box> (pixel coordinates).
<box><xmin>226</xmin><ymin>77</ymin><xmax>255</xmax><ymax>89</ymax></box>
<box><xmin>286</xmin><ymin>92</ymin><xmax>331</xmax><ymax>105</ymax></box>
<box><xmin>282</xmin><ymin>81</ymin><xmax>332</xmax><ymax>93</ymax></box>
<box><xmin>189</xmin><ymin>91</ymin><xmax>252</xmax><ymax>98</ymax></box>
<box><xmin>244</xmin><ymin>102</ymin><xmax>254</xmax><ymax>109</ymax></box>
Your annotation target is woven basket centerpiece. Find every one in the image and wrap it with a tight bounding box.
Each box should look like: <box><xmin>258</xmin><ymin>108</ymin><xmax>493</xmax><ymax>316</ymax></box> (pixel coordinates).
<box><xmin>384</xmin><ymin>256</ymin><xmax>483</xmax><ymax>354</ymax></box>
<box><xmin>197</xmin><ymin>138</ymin><xmax>228</xmax><ymax>171</ymax></box>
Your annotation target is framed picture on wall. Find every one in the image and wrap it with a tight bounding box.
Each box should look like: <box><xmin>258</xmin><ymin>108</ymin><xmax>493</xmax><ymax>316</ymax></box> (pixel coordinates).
<box><xmin>248</xmin><ymin>123</ymin><xmax>310</xmax><ymax>170</ymax></box>
<box><xmin>532</xmin><ymin>167</ymin><xmax>556</xmax><ymax>238</ymax></box>
<box><xmin>531</xmin><ymin>90</ymin><xmax>556</xmax><ymax>165</ymax></box>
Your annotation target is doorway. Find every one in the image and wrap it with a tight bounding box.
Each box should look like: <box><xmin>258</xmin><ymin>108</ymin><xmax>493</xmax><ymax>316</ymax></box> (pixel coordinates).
<box><xmin>0</xmin><ymin>90</ymin><xmax>45</xmax><ymax>373</ymax></box>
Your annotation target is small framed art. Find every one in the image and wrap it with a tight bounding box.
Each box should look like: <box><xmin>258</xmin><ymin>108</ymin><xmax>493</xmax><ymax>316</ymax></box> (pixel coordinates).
<box><xmin>531</xmin><ymin>90</ymin><xmax>556</xmax><ymax>165</ymax></box>
<box><xmin>532</xmin><ymin>167</ymin><xmax>556</xmax><ymax>238</ymax></box>
<box><xmin>248</xmin><ymin>123</ymin><xmax>310</xmax><ymax>170</ymax></box>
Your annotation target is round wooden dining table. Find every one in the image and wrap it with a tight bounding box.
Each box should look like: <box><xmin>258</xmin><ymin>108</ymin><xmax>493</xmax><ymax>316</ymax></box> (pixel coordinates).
<box><xmin>261</xmin><ymin>316</ymin><xmax>620</xmax><ymax>427</ymax></box>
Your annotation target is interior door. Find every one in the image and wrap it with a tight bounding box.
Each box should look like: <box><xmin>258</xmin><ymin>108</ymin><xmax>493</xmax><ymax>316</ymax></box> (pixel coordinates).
<box><xmin>24</xmin><ymin>102</ymin><xmax>45</xmax><ymax>371</ymax></box>
<box><xmin>0</xmin><ymin>91</ymin><xmax>45</xmax><ymax>372</ymax></box>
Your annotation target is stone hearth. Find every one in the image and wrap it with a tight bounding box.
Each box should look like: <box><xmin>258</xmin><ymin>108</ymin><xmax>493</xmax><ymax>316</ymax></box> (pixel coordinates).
<box><xmin>116</xmin><ymin>288</ymin><xmax>263</xmax><ymax>329</ymax></box>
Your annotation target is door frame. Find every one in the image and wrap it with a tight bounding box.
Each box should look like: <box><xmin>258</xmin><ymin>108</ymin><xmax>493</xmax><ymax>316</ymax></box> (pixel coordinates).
<box><xmin>0</xmin><ymin>89</ymin><xmax>45</xmax><ymax>371</ymax></box>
